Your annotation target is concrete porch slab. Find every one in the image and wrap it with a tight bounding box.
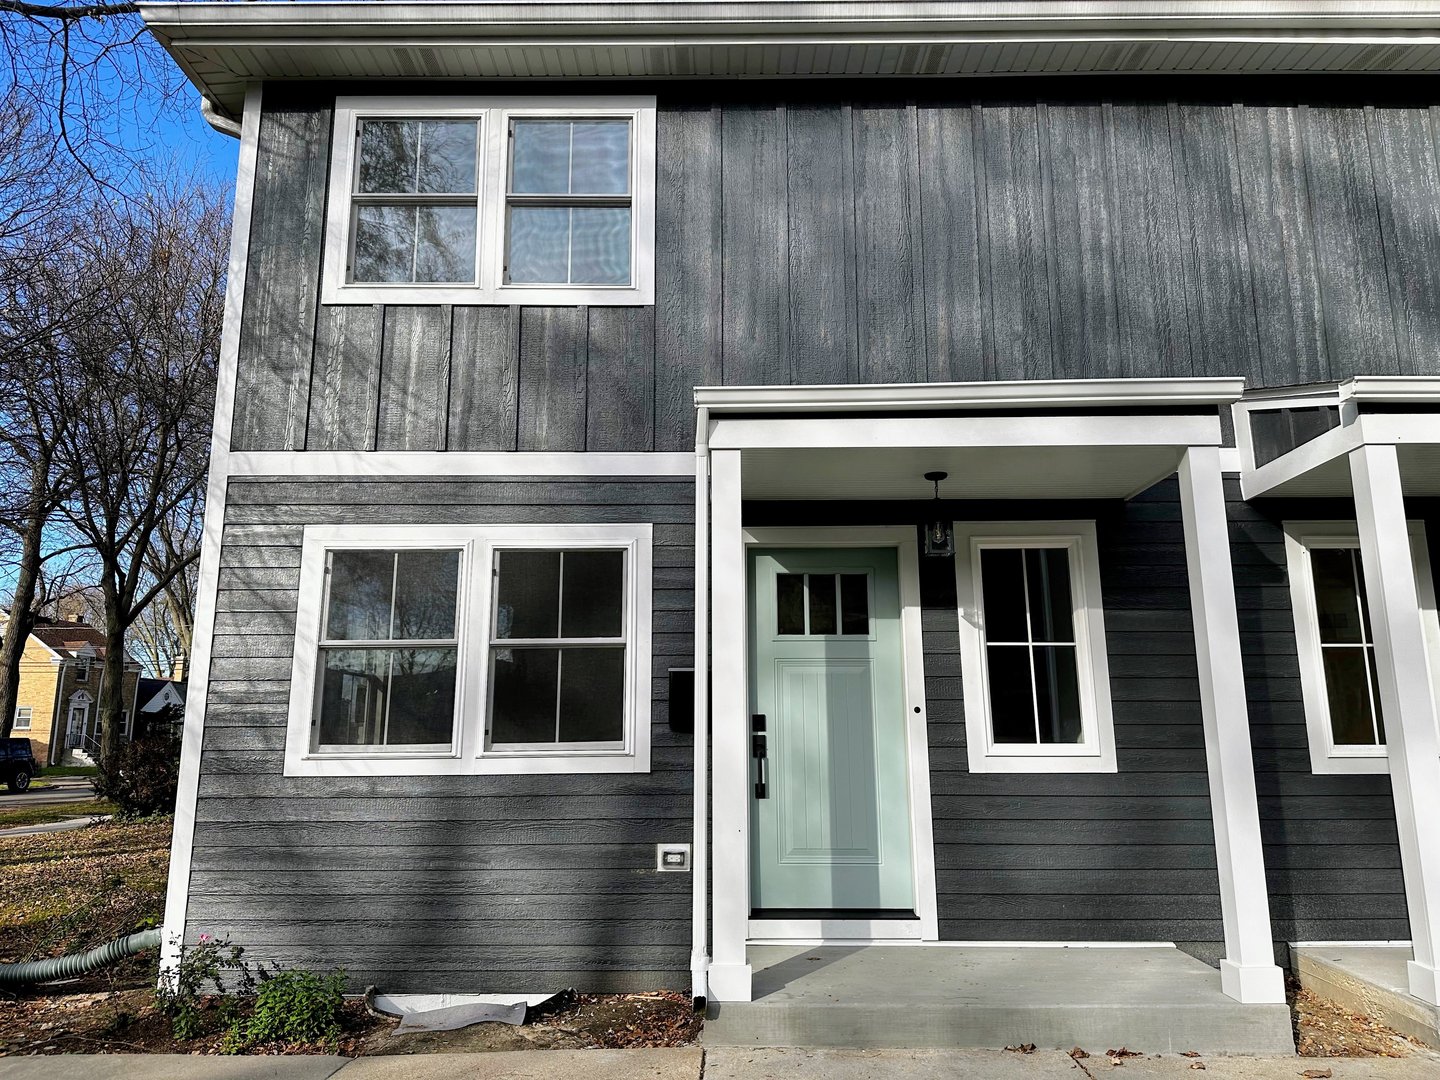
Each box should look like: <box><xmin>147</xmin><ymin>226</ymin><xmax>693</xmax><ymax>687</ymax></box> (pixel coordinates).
<box><xmin>1292</xmin><ymin>945</ymin><xmax>1440</xmax><ymax>1049</ymax></box>
<box><xmin>703</xmin><ymin>946</ymin><xmax>1295</xmax><ymax>1054</ymax></box>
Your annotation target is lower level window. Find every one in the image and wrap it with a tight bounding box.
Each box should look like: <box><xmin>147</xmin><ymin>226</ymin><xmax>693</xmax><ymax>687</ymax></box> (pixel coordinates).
<box><xmin>13</xmin><ymin>707</ymin><xmax>31</xmax><ymax>731</ymax></box>
<box><xmin>1284</xmin><ymin>521</ymin><xmax>1440</xmax><ymax>774</ymax></box>
<box><xmin>285</xmin><ymin>523</ymin><xmax>652</xmax><ymax>776</ymax></box>
<box><xmin>953</xmin><ymin>522</ymin><xmax>1116</xmax><ymax>773</ymax></box>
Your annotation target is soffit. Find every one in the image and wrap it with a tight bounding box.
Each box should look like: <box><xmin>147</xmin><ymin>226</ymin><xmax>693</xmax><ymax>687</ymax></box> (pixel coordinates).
<box><xmin>139</xmin><ymin>2</ymin><xmax>1440</xmax><ymax>119</ymax></box>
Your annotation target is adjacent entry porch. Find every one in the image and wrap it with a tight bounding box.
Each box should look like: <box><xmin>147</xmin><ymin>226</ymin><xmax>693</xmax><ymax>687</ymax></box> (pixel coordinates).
<box><xmin>704</xmin><ymin>945</ymin><xmax>1294</xmax><ymax>1053</ymax></box>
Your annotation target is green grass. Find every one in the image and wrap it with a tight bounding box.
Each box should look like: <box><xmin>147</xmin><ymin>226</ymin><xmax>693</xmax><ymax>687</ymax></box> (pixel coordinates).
<box><xmin>0</xmin><ymin>800</ymin><xmax>116</xmax><ymax>828</ymax></box>
<box><xmin>41</xmin><ymin>765</ymin><xmax>99</xmax><ymax>777</ymax></box>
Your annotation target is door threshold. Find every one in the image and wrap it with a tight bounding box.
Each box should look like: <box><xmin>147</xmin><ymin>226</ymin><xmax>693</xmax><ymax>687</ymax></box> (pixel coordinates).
<box><xmin>747</xmin><ymin>917</ymin><xmax>925</xmax><ymax>941</ymax></box>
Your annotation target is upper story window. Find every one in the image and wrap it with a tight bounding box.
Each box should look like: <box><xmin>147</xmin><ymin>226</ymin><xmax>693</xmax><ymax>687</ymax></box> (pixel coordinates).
<box><xmin>323</xmin><ymin>96</ymin><xmax>656</xmax><ymax>307</ymax></box>
<box><xmin>75</xmin><ymin>659</ymin><xmax>90</xmax><ymax>683</ymax></box>
<box><xmin>285</xmin><ymin>523</ymin><xmax>653</xmax><ymax>777</ymax></box>
<box><xmin>953</xmin><ymin>521</ymin><xmax>1117</xmax><ymax>774</ymax></box>
<box><xmin>1284</xmin><ymin>521</ymin><xmax>1440</xmax><ymax>774</ymax></box>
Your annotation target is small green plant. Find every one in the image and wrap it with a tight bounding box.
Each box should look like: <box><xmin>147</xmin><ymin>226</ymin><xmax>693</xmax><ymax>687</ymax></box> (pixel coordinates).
<box><xmin>156</xmin><ymin>933</ymin><xmax>255</xmax><ymax>1040</ymax></box>
<box><xmin>224</xmin><ymin>969</ymin><xmax>348</xmax><ymax>1052</ymax></box>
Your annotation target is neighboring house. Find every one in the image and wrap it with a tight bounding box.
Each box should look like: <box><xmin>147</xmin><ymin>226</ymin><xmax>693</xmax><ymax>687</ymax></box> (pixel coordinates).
<box><xmin>136</xmin><ymin>677</ymin><xmax>187</xmax><ymax>732</ymax></box>
<box><xmin>2</xmin><ymin>618</ymin><xmax>143</xmax><ymax>765</ymax></box>
<box><xmin>142</xmin><ymin>0</ymin><xmax>1440</xmax><ymax>1046</ymax></box>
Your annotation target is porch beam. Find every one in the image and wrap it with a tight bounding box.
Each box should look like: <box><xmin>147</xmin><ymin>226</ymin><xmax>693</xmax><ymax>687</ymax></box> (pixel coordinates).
<box><xmin>708</xmin><ymin>414</ymin><xmax>1219</xmax><ymax>451</ymax></box>
<box><xmin>1177</xmin><ymin>447</ymin><xmax>1287</xmax><ymax>1005</ymax></box>
<box><xmin>707</xmin><ymin>448</ymin><xmax>752</xmax><ymax>1002</ymax></box>
<box><xmin>1350</xmin><ymin>444</ymin><xmax>1440</xmax><ymax>1006</ymax></box>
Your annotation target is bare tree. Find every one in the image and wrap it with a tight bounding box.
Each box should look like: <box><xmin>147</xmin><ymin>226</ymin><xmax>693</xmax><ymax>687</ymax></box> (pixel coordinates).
<box><xmin>0</xmin><ymin>0</ymin><xmax>185</xmax><ymax>183</ymax></box>
<box><xmin>0</xmin><ymin>105</ymin><xmax>98</xmax><ymax>738</ymax></box>
<box><xmin>51</xmin><ymin>185</ymin><xmax>226</xmax><ymax>758</ymax></box>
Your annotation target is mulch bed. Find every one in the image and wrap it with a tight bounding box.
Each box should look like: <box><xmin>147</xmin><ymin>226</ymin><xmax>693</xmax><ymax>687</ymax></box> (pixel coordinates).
<box><xmin>1289</xmin><ymin>978</ymin><xmax>1427</xmax><ymax>1058</ymax></box>
<box><xmin>0</xmin><ymin>987</ymin><xmax>702</xmax><ymax>1057</ymax></box>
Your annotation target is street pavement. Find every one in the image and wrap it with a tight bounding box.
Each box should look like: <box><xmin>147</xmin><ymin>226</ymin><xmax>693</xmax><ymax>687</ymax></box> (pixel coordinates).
<box><xmin>1</xmin><ymin>1048</ymin><xmax>1439</xmax><ymax>1079</ymax></box>
<box><xmin>0</xmin><ymin>775</ymin><xmax>96</xmax><ymax>810</ymax></box>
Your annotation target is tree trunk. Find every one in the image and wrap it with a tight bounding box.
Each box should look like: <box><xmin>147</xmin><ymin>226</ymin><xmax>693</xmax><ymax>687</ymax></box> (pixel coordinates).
<box><xmin>98</xmin><ymin>594</ymin><xmax>127</xmax><ymax>760</ymax></box>
<box><xmin>0</xmin><ymin>460</ymin><xmax>52</xmax><ymax>740</ymax></box>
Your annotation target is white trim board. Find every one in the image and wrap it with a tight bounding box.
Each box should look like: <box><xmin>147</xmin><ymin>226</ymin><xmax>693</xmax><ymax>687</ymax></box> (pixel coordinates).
<box><xmin>709</xmin><ymin>414</ymin><xmax>1221</xmax><ymax>451</ymax></box>
<box><xmin>226</xmin><ymin>451</ymin><xmax>696</xmax><ymax>478</ymax></box>
<box><xmin>159</xmin><ymin>83</ymin><xmax>263</xmax><ymax>979</ymax></box>
<box><xmin>746</xmin><ymin>939</ymin><xmax>1179</xmax><ymax>949</ymax></box>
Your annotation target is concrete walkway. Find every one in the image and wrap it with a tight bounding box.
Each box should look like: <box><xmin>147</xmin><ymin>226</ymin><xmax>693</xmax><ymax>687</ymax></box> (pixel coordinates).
<box><xmin>2</xmin><ymin>1048</ymin><xmax>1439</xmax><ymax>1080</ymax></box>
<box><xmin>0</xmin><ymin>814</ymin><xmax>112</xmax><ymax>837</ymax></box>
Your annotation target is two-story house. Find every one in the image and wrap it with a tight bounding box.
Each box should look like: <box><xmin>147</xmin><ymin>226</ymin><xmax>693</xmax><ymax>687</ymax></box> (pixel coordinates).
<box><xmin>142</xmin><ymin>0</ymin><xmax>1440</xmax><ymax>1052</ymax></box>
<box><xmin>2</xmin><ymin>617</ymin><xmax>143</xmax><ymax>764</ymax></box>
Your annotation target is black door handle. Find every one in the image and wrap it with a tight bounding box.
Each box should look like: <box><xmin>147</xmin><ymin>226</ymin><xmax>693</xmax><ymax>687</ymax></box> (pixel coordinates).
<box><xmin>752</xmin><ymin>715</ymin><xmax>769</xmax><ymax>798</ymax></box>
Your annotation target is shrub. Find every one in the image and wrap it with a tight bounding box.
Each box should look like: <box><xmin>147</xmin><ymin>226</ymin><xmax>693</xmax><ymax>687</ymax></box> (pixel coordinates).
<box><xmin>156</xmin><ymin>934</ymin><xmax>255</xmax><ymax>1040</ymax></box>
<box><xmin>91</xmin><ymin>714</ymin><xmax>182</xmax><ymax>818</ymax></box>
<box><xmin>226</xmin><ymin>969</ymin><xmax>348</xmax><ymax>1052</ymax></box>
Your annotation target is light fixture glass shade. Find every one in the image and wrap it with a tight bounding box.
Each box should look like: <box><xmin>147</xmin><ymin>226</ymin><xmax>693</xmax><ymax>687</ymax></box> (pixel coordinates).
<box><xmin>924</xmin><ymin>518</ymin><xmax>954</xmax><ymax>558</ymax></box>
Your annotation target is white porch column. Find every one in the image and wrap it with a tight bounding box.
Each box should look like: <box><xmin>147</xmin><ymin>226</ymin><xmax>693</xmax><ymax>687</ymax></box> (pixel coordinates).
<box><xmin>1177</xmin><ymin>447</ymin><xmax>1287</xmax><ymax>1005</ymax></box>
<box><xmin>707</xmin><ymin>448</ymin><xmax>752</xmax><ymax>1001</ymax></box>
<box><xmin>1350</xmin><ymin>444</ymin><xmax>1440</xmax><ymax>1005</ymax></box>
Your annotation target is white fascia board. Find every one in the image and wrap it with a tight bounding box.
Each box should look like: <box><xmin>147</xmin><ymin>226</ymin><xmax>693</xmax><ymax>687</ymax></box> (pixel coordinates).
<box><xmin>709</xmin><ymin>413</ymin><xmax>1220</xmax><ymax>451</ymax></box>
<box><xmin>695</xmin><ymin>377</ymin><xmax>1245</xmax><ymax>414</ymax></box>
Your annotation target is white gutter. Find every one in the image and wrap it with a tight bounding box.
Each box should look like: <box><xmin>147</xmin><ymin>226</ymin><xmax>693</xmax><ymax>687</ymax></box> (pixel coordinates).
<box><xmin>694</xmin><ymin>377</ymin><xmax>1247</xmax><ymax>413</ymax></box>
<box><xmin>690</xmin><ymin>405</ymin><xmax>711</xmax><ymax>1005</ymax></box>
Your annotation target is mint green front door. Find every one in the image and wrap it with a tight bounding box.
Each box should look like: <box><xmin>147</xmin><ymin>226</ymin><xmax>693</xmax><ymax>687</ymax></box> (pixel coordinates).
<box><xmin>748</xmin><ymin>547</ymin><xmax>915</xmax><ymax>912</ymax></box>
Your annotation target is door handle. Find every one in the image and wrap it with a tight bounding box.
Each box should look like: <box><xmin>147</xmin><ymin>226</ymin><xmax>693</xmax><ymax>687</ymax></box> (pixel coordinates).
<box><xmin>752</xmin><ymin>716</ymin><xmax>769</xmax><ymax>799</ymax></box>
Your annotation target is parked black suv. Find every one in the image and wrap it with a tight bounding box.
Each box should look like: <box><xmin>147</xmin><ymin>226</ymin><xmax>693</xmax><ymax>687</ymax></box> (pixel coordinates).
<box><xmin>1</xmin><ymin>737</ymin><xmax>39</xmax><ymax>793</ymax></box>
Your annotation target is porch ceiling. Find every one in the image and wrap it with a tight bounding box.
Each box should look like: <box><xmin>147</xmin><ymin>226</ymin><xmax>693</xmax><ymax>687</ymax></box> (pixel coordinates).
<box><xmin>741</xmin><ymin>444</ymin><xmax>1184</xmax><ymax>500</ymax></box>
<box><xmin>1249</xmin><ymin>443</ymin><xmax>1440</xmax><ymax>498</ymax></box>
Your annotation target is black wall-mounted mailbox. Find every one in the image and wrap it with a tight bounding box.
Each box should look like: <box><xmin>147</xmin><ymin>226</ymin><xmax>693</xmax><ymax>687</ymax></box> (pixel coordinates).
<box><xmin>668</xmin><ymin>667</ymin><xmax>695</xmax><ymax>733</ymax></box>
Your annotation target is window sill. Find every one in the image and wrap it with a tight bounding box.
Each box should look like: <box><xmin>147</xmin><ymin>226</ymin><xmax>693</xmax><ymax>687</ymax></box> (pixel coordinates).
<box><xmin>965</xmin><ymin>748</ymin><xmax>1118</xmax><ymax>774</ymax></box>
<box><xmin>318</xmin><ymin>281</ymin><xmax>655</xmax><ymax>308</ymax></box>
<box><xmin>1308</xmin><ymin>750</ymin><xmax>1388</xmax><ymax>776</ymax></box>
<box><xmin>283</xmin><ymin>751</ymin><xmax>650</xmax><ymax>777</ymax></box>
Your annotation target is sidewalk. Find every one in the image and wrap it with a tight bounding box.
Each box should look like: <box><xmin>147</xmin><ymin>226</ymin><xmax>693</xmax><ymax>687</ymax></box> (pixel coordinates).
<box><xmin>2</xmin><ymin>1048</ymin><xmax>1439</xmax><ymax>1080</ymax></box>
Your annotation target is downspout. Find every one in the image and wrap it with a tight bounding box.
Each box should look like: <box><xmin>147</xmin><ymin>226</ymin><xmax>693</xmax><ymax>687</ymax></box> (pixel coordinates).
<box><xmin>0</xmin><ymin>929</ymin><xmax>161</xmax><ymax>987</ymax></box>
<box><xmin>200</xmin><ymin>97</ymin><xmax>242</xmax><ymax>139</ymax></box>
<box><xmin>690</xmin><ymin>405</ymin><xmax>711</xmax><ymax>1006</ymax></box>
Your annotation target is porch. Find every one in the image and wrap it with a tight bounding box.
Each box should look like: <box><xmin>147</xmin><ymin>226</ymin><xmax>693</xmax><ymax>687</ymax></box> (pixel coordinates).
<box><xmin>703</xmin><ymin>945</ymin><xmax>1295</xmax><ymax>1053</ymax></box>
<box><xmin>693</xmin><ymin>377</ymin><xmax>1287</xmax><ymax>1017</ymax></box>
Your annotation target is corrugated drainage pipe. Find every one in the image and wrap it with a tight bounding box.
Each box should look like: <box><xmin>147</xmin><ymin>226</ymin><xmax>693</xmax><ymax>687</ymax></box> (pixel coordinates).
<box><xmin>0</xmin><ymin>929</ymin><xmax>161</xmax><ymax>987</ymax></box>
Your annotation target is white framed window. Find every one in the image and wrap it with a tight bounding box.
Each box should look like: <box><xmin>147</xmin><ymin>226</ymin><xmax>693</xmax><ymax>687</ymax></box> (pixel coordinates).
<box><xmin>285</xmin><ymin>523</ymin><xmax>652</xmax><ymax>776</ymax></box>
<box><xmin>953</xmin><ymin>521</ymin><xmax>1117</xmax><ymax>774</ymax></box>
<box><xmin>13</xmin><ymin>706</ymin><xmax>31</xmax><ymax>731</ymax></box>
<box><xmin>1283</xmin><ymin>521</ymin><xmax>1440</xmax><ymax>774</ymax></box>
<box><xmin>322</xmin><ymin>96</ymin><xmax>657</xmax><ymax>307</ymax></box>
<box><xmin>75</xmin><ymin>659</ymin><xmax>89</xmax><ymax>683</ymax></box>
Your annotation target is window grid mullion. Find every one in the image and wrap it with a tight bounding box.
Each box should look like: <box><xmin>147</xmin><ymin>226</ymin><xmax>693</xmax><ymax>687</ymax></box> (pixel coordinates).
<box><xmin>388</xmin><ymin>552</ymin><xmax>399</xmax><ymax>641</ymax></box>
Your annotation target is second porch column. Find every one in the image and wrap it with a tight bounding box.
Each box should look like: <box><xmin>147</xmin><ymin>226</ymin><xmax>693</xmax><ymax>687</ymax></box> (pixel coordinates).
<box><xmin>1350</xmin><ymin>444</ymin><xmax>1440</xmax><ymax>1005</ymax></box>
<box><xmin>1177</xmin><ymin>447</ymin><xmax>1287</xmax><ymax>1004</ymax></box>
<box><xmin>707</xmin><ymin>448</ymin><xmax>752</xmax><ymax>1001</ymax></box>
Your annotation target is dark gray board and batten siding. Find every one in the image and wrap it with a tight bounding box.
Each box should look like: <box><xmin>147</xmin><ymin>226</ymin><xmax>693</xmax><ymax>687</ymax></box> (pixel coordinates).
<box><xmin>233</xmin><ymin>84</ymin><xmax>1440</xmax><ymax>456</ymax></box>
<box><xmin>190</xmin><ymin>477</ymin><xmax>695</xmax><ymax>992</ymax></box>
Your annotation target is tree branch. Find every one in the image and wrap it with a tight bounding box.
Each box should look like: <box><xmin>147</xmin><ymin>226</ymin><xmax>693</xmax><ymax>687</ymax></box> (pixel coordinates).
<box><xmin>0</xmin><ymin>0</ymin><xmax>138</xmax><ymax>19</ymax></box>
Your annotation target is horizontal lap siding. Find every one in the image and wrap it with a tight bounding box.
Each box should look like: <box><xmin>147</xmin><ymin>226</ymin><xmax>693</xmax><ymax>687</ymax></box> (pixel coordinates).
<box><xmin>234</xmin><ymin>87</ymin><xmax>1440</xmax><ymax>456</ymax></box>
<box><xmin>1234</xmin><ymin>482</ymin><xmax>1410</xmax><ymax>948</ymax></box>
<box><xmin>188</xmin><ymin>476</ymin><xmax>695</xmax><ymax>993</ymax></box>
